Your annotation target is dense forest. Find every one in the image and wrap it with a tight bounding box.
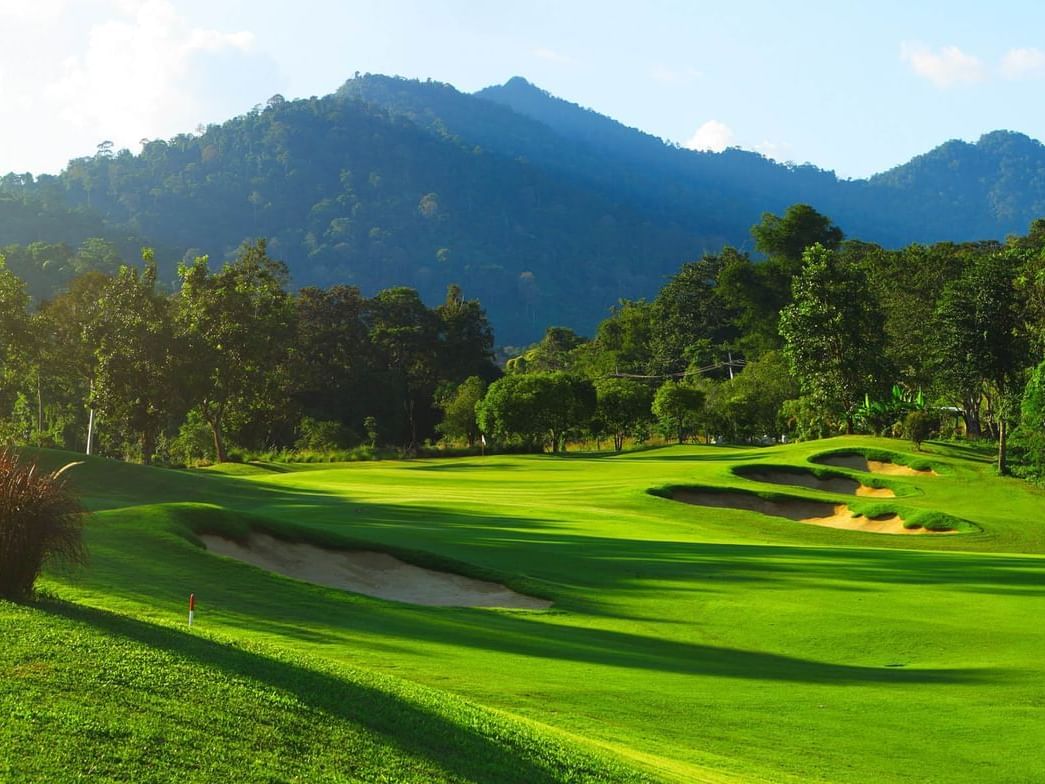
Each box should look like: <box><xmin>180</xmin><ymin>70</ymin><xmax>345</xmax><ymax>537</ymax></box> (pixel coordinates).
<box><xmin>1</xmin><ymin>204</ymin><xmax>1043</xmax><ymax>479</ymax></box>
<box><xmin>6</xmin><ymin>75</ymin><xmax>1045</xmax><ymax>343</ymax></box>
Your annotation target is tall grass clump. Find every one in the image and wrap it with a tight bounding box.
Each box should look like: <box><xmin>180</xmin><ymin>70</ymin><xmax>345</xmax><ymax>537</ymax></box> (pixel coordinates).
<box><xmin>0</xmin><ymin>450</ymin><xmax>85</xmax><ymax>600</ymax></box>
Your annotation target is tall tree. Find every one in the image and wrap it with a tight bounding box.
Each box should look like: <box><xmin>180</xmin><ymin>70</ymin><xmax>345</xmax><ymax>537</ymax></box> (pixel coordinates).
<box><xmin>175</xmin><ymin>240</ymin><xmax>294</xmax><ymax>462</ymax></box>
<box><xmin>88</xmin><ymin>254</ymin><xmax>175</xmax><ymax>464</ymax></box>
<box><xmin>364</xmin><ymin>287</ymin><xmax>440</xmax><ymax>448</ymax></box>
<box><xmin>779</xmin><ymin>243</ymin><xmax>887</xmax><ymax>434</ymax></box>
<box><xmin>934</xmin><ymin>248</ymin><xmax>1031</xmax><ymax>472</ymax></box>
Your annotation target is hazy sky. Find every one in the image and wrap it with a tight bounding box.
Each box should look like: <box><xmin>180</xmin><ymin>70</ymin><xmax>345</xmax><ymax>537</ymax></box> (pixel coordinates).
<box><xmin>4</xmin><ymin>0</ymin><xmax>1045</xmax><ymax>178</ymax></box>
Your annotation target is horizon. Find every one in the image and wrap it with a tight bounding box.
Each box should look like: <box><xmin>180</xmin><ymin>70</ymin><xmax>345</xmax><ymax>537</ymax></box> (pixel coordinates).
<box><xmin>5</xmin><ymin>0</ymin><xmax>1045</xmax><ymax>178</ymax></box>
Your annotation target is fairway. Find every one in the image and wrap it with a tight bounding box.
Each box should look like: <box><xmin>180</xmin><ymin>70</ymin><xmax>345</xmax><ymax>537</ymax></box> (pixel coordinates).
<box><xmin>7</xmin><ymin>436</ymin><xmax>1045</xmax><ymax>783</ymax></box>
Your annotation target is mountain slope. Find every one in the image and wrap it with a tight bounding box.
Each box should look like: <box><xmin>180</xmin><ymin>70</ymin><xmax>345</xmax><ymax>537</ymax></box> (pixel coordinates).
<box><xmin>5</xmin><ymin>75</ymin><xmax>1045</xmax><ymax>341</ymax></box>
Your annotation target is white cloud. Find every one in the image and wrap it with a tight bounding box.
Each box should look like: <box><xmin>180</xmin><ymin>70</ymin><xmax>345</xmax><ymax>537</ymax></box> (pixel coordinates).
<box><xmin>0</xmin><ymin>0</ymin><xmax>68</xmax><ymax>22</ymax></box>
<box><xmin>1001</xmin><ymin>47</ymin><xmax>1045</xmax><ymax>79</ymax></box>
<box><xmin>754</xmin><ymin>140</ymin><xmax>793</xmax><ymax>163</ymax></box>
<box><xmin>46</xmin><ymin>0</ymin><xmax>255</xmax><ymax>146</ymax></box>
<box><xmin>532</xmin><ymin>47</ymin><xmax>572</xmax><ymax>64</ymax></box>
<box><xmin>900</xmin><ymin>42</ymin><xmax>985</xmax><ymax>88</ymax></box>
<box><xmin>684</xmin><ymin>120</ymin><xmax>734</xmax><ymax>153</ymax></box>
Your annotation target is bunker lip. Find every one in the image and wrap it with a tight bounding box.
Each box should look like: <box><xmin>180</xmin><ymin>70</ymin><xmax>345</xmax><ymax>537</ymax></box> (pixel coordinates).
<box><xmin>200</xmin><ymin>532</ymin><xmax>552</xmax><ymax>609</ymax></box>
<box><xmin>813</xmin><ymin>451</ymin><xmax>938</xmax><ymax>476</ymax></box>
<box><xmin>736</xmin><ymin>467</ymin><xmax>896</xmax><ymax>498</ymax></box>
<box><xmin>669</xmin><ymin>489</ymin><xmax>956</xmax><ymax>534</ymax></box>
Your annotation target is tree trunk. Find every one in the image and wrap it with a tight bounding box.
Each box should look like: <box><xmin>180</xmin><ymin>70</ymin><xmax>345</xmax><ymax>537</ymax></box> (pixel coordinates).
<box><xmin>963</xmin><ymin>395</ymin><xmax>981</xmax><ymax>438</ymax></box>
<box><xmin>142</xmin><ymin>428</ymin><xmax>155</xmax><ymax>466</ymax></box>
<box><xmin>845</xmin><ymin>415</ymin><xmax>854</xmax><ymax>435</ymax></box>
<box><xmin>203</xmin><ymin>406</ymin><xmax>227</xmax><ymax>462</ymax></box>
<box><xmin>998</xmin><ymin>418</ymin><xmax>1009</xmax><ymax>476</ymax></box>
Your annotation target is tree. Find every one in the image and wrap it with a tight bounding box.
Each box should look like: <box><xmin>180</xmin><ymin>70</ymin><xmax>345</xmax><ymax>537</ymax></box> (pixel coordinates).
<box><xmin>174</xmin><ymin>240</ymin><xmax>294</xmax><ymax>462</ymax></box>
<box><xmin>779</xmin><ymin>243</ymin><xmax>888</xmax><ymax>434</ymax></box>
<box><xmin>436</xmin><ymin>284</ymin><xmax>497</xmax><ymax>382</ymax></box>
<box><xmin>364</xmin><ymin>287</ymin><xmax>440</xmax><ymax>448</ymax></box>
<box><xmin>88</xmin><ymin>254</ymin><xmax>176</xmax><ymax>464</ymax></box>
<box><xmin>476</xmin><ymin>372</ymin><xmax>595</xmax><ymax>452</ymax></box>
<box><xmin>652</xmin><ymin>382</ymin><xmax>706</xmax><ymax>444</ymax></box>
<box><xmin>1019</xmin><ymin>360</ymin><xmax>1045</xmax><ymax>473</ymax></box>
<box><xmin>436</xmin><ymin>376</ymin><xmax>487</xmax><ymax>445</ymax></box>
<box><xmin>595</xmin><ymin>378</ymin><xmax>653</xmax><ymax>451</ymax></box>
<box><xmin>649</xmin><ymin>256</ymin><xmax>734</xmax><ymax>374</ymax></box>
<box><xmin>293</xmin><ymin>285</ymin><xmax>371</xmax><ymax>430</ymax></box>
<box><xmin>751</xmin><ymin>204</ymin><xmax>844</xmax><ymax>263</ymax></box>
<box><xmin>704</xmin><ymin>351</ymin><xmax>798</xmax><ymax>441</ymax></box>
<box><xmin>0</xmin><ymin>451</ymin><xmax>85</xmax><ymax>600</ymax></box>
<box><xmin>934</xmin><ymin>248</ymin><xmax>1031</xmax><ymax>473</ymax></box>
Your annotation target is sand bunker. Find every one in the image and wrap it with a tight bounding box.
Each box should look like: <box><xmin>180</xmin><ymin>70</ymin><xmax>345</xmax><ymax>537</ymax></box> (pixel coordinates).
<box><xmin>671</xmin><ymin>490</ymin><xmax>954</xmax><ymax>535</ymax></box>
<box><xmin>798</xmin><ymin>504</ymin><xmax>950</xmax><ymax>535</ymax></box>
<box><xmin>200</xmin><ymin>532</ymin><xmax>551</xmax><ymax>609</ymax></box>
<box><xmin>816</xmin><ymin>453</ymin><xmax>936</xmax><ymax>477</ymax></box>
<box><xmin>741</xmin><ymin>469</ymin><xmax>896</xmax><ymax>498</ymax></box>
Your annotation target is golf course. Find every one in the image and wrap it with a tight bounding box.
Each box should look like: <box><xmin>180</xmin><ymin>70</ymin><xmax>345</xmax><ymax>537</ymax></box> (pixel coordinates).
<box><xmin>4</xmin><ymin>436</ymin><xmax>1044</xmax><ymax>783</ymax></box>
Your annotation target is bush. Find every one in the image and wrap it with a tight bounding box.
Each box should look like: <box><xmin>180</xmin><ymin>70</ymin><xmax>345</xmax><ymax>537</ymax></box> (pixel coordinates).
<box><xmin>0</xmin><ymin>451</ymin><xmax>86</xmax><ymax>600</ymax></box>
<box><xmin>295</xmin><ymin>417</ymin><xmax>355</xmax><ymax>451</ymax></box>
<box><xmin>904</xmin><ymin>410</ymin><xmax>939</xmax><ymax>450</ymax></box>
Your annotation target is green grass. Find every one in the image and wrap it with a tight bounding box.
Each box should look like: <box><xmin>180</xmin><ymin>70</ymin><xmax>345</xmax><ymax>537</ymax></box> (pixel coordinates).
<box><xmin>7</xmin><ymin>436</ymin><xmax>1045</xmax><ymax>783</ymax></box>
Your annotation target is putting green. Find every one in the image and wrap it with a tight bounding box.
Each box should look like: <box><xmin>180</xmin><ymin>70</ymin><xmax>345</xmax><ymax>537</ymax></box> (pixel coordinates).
<box><xmin>11</xmin><ymin>436</ymin><xmax>1045</xmax><ymax>783</ymax></box>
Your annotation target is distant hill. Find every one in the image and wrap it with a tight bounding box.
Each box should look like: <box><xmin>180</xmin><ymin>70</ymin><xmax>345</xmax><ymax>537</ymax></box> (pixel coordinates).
<box><xmin>4</xmin><ymin>74</ymin><xmax>1045</xmax><ymax>342</ymax></box>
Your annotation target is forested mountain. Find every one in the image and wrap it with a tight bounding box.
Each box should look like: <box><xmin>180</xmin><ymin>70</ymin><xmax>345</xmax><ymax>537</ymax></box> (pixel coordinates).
<box><xmin>5</xmin><ymin>74</ymin><xmax>1045</xmax><ymax>342</ymax></box>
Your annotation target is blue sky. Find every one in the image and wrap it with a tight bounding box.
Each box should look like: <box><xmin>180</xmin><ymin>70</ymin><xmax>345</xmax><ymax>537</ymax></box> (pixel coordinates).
<box><xmin>3</xmin><ymin>0</ymin><xmax>1045</xmax><ymax>177</ymax></box>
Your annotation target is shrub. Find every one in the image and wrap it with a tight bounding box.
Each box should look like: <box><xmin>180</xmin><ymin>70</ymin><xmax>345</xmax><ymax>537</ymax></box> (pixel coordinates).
<box><xmin>0</xmin><ymin>451</ymin><xmax>86</xmax><ymax>600</ymax></box>
<box><xmin>904</xmin><ymin>410</ymin><xmax>939</xmax><ymax>450</ymax></box>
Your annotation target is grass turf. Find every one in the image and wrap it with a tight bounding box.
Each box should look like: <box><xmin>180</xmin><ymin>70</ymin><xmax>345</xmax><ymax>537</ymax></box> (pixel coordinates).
<box><xmin>7</xmin><ymin>435</ymin><xmax>1045</xmax><ymax>783</ymax></box>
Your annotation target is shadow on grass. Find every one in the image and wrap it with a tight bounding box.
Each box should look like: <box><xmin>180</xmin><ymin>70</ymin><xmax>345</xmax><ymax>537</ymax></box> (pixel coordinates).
<box><xmin>38</xmin><ymin>598</ymin><xmax>631</xmax><ymax>784</ymax></box>
<box><xmin>73</xmin><ymin>519</ymin><xmax>1004</xmax><ymax>686</ymax></box>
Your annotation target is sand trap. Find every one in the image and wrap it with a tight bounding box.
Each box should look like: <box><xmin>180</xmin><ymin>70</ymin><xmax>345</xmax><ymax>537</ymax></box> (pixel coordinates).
<box><xmin>742</xmin><ymin>469</ymin><xmax>896</xmax><ymax>498</ymax></box>
<box><xmin>867</xmin><ymin>460</ymin><xmax>937</xmax><ymax>477</ymax></box>
<box><xmin>200</xmin><ymin>532</ymin><xmax>551</xmax><ymax>609</ymax></box>
<box><xmin>671</xmin><ymin>491</ymin><xmax>954</xmax><ymax>534</ymax></box>
<box><xmin>799</xmin><ymin>504</ymin><xmax>949</xmax><ymax>535</ymax></box>
<box><xmin>816</xmin><ymin>453</ymin><xmax>936</xmax><ymax>477</ymax></box>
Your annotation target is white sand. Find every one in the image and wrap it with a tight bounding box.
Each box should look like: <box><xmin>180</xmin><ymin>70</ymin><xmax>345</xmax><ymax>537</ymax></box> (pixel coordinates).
<box><xmin>200</xmin><ymin>532</ymin><xmax>551</xmax><ymax>609</ymax></box>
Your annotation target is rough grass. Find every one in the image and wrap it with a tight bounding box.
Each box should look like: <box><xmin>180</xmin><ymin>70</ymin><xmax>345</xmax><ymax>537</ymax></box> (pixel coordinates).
<box><xmin>7</xmin><ymin>435</ymin><xmax>1045</xmax><ymax>783</ymax></box>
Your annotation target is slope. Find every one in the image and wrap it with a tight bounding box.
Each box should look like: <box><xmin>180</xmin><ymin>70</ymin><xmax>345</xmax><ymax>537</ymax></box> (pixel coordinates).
<box><xmin>13</xmin><ymin>437</ymin><xmax>1045</xmax><ymax>783</ymax></box>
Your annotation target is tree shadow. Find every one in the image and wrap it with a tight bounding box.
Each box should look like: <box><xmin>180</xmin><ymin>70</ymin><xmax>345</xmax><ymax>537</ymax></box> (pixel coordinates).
<box><xmin>37</xmin><ymin>598</ymin><xmax>633</xmax><ymax>784</ymax></box>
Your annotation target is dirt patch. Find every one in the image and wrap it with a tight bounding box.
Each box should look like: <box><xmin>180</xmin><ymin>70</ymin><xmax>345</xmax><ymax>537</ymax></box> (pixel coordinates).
<box><xmin>671</xmin><ymin>491</ymin><xmax>954</xmax><ymax>534</ymax></box>
<box><xmin>200</xmin><ymin>532</ymin><xmax>551</xmax><ymax>609</ymax></box>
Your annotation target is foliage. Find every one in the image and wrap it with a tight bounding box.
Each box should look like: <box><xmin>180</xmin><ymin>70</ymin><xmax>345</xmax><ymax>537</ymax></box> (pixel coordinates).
<box><xmin>0</xmin><ymin>451</ymin><xmax>84</xmax><ymax>600</ymax></box>
<box><xmin>903</xmin><ymin>410</ymin><xmax>939</xmax><ymax>450</ymax></box>
<box><xmin>175</xmin><ymin>240</ymin><xmax>295</xmax><ymax>462</ymax></box>
<box><xmin>780</xmin><ymin>244</ymin><xmax>888</xmax><ymax>433</ymax></box>
<box><xmin>651</xmin><ymin>381</ymin><xmax>706</xmax><ymax>444</ymax></box>
<box><xmin>594</xmin><ymin>378</ymin><xmax>653</xmax><ymax>451</ymax></box>
<box><xmin>477</xmin><ymin>372</ymin><xmax>595</xmax><ymax>452</ymax></box>
<box><xmin>435</xmin><ymin>376</ymin><xmax>487</xmax><ymax>446</ymax></box>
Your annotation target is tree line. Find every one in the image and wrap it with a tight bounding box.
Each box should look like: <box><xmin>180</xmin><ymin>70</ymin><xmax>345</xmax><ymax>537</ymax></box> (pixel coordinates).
<box><xmin>0</xmin><ymin>239</ymin><xmax>497</xmax><ymax>464</ymax></box>
<box><xmin>1</xmin><ymin>203</ymin><xmax>1044</xmax><ymax>477</ymax></box>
